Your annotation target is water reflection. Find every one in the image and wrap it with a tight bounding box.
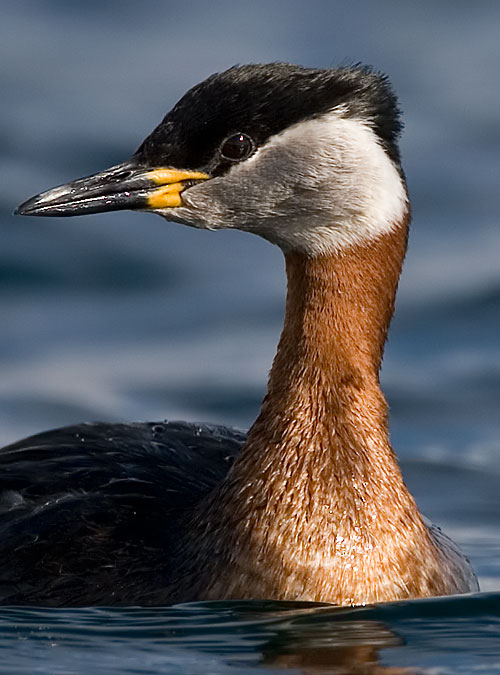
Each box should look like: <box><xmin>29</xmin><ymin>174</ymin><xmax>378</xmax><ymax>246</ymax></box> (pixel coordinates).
<box><xmin>261</xmin><ymin>618</ymin><xmax>411</xmax><ymax>674</ymax></box>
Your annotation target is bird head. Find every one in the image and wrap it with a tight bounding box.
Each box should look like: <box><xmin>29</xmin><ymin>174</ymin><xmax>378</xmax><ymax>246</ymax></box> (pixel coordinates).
<box><xmin>16</xmin><ymin>63</ymin><xmax>408</xmax><ymax>255</ymax></box>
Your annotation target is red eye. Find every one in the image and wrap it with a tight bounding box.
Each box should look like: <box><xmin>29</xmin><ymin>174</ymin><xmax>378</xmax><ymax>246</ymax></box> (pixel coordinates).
<box><xmin>219</xmin><ymin>133</ymin><xmax>254</xmax><ymax>161</ymax></box>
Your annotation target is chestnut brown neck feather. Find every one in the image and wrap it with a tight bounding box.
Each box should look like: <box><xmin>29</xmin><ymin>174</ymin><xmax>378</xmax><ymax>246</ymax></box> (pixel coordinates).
<box><xmin>179</xmin><ymin>217</ymin><xmax>454</xmax><ymax>605</ymax></box>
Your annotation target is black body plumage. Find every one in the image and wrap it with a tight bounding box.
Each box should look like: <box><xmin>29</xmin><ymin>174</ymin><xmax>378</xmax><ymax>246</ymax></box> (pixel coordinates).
<box><xmin>0</xmin><ymin>422</ymin><xmax>244</xmax><ymax>605</ymax></box>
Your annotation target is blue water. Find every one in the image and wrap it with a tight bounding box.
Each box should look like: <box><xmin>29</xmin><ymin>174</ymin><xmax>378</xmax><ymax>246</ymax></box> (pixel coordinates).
<box><xmin>1</xmin><ymin>1</ymin><xmax>500</xmax><ymax>672</ymax></box>
<box><xmin>1</xmin><ymin>595</ymin><xmax>500</xmax><ymax>674</ymax></box>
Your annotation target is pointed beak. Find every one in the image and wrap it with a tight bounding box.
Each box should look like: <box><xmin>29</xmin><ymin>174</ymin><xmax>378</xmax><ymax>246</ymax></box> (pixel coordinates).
<box><xmin>15</xmin><ymin>160</ymin><xmax>210</xmax><ymax>217</ymax></box>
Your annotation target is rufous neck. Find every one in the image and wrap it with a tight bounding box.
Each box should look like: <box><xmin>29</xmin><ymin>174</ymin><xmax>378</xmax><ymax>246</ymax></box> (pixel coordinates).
<box><xmin>279</xmin><ymin>229</ymin><xmax>407</xmax><ymax>380</ymax></box>
<box><xmin>180</xmin><ymin>222</ymin><xmax>445</xmax><ymax>604</ymax></box>
<box><xmin>247</xmin><ymin>226</ymin><xmax>408</xmax><ymax>454</ymax></box>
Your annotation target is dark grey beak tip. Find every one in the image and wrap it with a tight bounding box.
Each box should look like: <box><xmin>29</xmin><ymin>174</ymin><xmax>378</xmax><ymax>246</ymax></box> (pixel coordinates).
<box><xmin>12</xmin><ymin>160</ymin><xmax>152</xmax><ymax>219</ymax></box>
<box><xmin>14</xmin><ymin>201</ymin><xmax>33</xmax><ymax>217</ymax></box>
<box><xmin>14</xmin><ymin>196</ymin><xmax>56</xmax><ymax>217</ymax></box>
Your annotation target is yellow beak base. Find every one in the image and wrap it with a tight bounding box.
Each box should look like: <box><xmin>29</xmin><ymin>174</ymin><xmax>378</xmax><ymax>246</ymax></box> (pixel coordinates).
<box><xmin>145</xmin><ymin>169</ymin><xmax>210</xmax><ymax>209</ymax></box>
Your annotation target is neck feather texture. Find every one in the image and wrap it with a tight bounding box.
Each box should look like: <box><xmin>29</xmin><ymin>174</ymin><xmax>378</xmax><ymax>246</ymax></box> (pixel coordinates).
<box><xmin>177</xmin><ymin>220</ymin><xmax>467</xmax><ymax>604</ymax></box>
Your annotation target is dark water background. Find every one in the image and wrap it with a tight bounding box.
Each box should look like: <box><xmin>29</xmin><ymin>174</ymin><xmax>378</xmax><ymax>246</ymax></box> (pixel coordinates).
<box><xmin>1</xmin><ymin>1</ymin><xmax>500</xmax><ymax>672</ymax></box>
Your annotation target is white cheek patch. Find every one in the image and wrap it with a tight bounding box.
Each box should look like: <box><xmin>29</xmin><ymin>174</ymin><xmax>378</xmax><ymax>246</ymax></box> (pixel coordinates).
<box><xmin>180</xmin><ymin>109</ymin><xmax>408</xmax><ymax>255</ymax></box>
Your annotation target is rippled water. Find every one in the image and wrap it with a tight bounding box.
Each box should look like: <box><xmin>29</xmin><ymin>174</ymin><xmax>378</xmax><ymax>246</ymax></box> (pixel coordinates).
<box><xmin>1</xmin><ymin>1</ymin><xmax>500</xmax><ymax>672</ymax></box>
<box><xmin>2</xmin><ymin>595</ymin><xmax>500</xmax><ymax>674</ymax></box>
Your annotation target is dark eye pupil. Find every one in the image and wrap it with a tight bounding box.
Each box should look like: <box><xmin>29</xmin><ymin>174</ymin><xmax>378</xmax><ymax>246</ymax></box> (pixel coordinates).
<box><xmin>220</xmin><ymin>133</ymin><xmax>253</xmax><ymax>161</ymax></box>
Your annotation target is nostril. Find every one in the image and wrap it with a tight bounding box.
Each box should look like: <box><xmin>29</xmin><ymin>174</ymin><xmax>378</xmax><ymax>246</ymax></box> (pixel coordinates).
<box><xmin>112</xmin><ymin>169</ymin><xmax>134</xmax><ymax>182</ymax></box>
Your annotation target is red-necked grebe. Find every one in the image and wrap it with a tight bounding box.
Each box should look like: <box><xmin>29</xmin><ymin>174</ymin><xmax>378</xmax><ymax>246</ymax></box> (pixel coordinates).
<box><xmin>3</xmin><ymin>63</ymin><xmax>478</xmax><ymax>606</ymax></box>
